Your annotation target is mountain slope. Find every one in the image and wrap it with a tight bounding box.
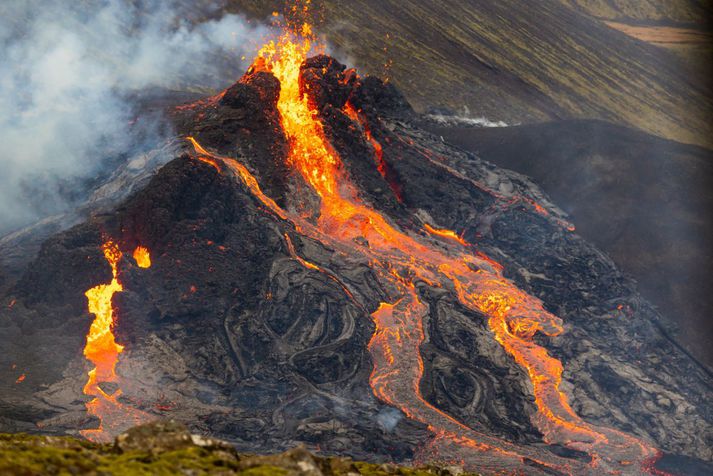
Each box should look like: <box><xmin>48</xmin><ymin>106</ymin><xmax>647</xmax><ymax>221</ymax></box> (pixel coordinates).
<box><xmin>225</xmin><ymin>0</ymin><xmax>712</xmax><ymax>147</ymax></box>
<box><xmin>561</xmin><ymin>0</ymin><xmax>712</xmax><ymax>22</ymax></box>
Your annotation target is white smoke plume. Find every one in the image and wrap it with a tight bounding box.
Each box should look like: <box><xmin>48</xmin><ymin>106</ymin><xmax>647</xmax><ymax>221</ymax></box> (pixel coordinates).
<box><xmin>0</xmin><ymin>0</ymin><xmax>274</xmax><ymax>235</ymax></box>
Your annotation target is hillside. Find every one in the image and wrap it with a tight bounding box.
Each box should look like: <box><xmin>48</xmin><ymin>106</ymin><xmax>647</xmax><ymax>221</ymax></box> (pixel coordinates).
<box><xmin>563</xmin><ymin>1</ymin><xmax>713</xmax><ymax>76</ymax></box>
<box><xmin>224</xmin><ymin>0</ymin><xmax>712</xmax><ymax>148</ymax></box>
<box><xmin>5</xmin><ymin>0</ymin><xmax>709</xmax><ymax>147</ymax></box>
<box><xmin>562</xmin><ymin>0</ymin><xmax>712</xmax><ymax>22</ymax></box>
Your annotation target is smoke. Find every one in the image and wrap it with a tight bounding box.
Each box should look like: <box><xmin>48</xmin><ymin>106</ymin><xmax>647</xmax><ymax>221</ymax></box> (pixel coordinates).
<box><xmin>0</xmin><ymin>0</ymin><xmax>274</xmax><ymax>235</ymax></box>
<box><xmin>424</xmin><ymin>113</ymin><xmax>510</xmax><ymax>128</ymax></box>
<box><xmin>375</xmin><ymin>407</ymin><xmax>403</xmax><ymax>432</ymax></box>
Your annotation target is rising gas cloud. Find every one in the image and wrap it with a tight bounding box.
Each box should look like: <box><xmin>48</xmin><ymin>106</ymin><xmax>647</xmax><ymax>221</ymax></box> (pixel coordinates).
<box><xmin>0</xmin><ymin>0</ymin><xmax>273</xmax><ymax>235</ymax></box>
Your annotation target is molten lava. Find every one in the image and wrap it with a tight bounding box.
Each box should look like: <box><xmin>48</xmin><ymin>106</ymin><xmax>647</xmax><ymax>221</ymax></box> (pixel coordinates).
<box><xmin>132</xmin><ymin>246</ymin><xmax>151</xmax><ymax>269</ymax></box>
<box><xmin>81</xmin><ymin>241</ymin><xmax>151</xmax><ymax>442</ymax></box>
<box><xmin>182</xmin><ymin>3</ymin><xmax>660</xmax><ymax>473</ymax></box>
<box><xmin>423</xmin><ymin>223</ymin><xmax>469</xmax><ymax>247</ymax></box>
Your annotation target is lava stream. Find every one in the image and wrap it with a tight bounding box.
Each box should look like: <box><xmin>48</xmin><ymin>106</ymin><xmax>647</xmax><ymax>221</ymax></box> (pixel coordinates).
<box><xmin>187</xmin><ymin>138</ymin><xmax>574</xmax><ymax>473</ymax></box>
<box><xmin>81</xmin><ymin>242</ymin><xmax>152</xmax><ymax>442</ymax></box>
<box><xmin>423</xmin><ymin>223</ymin><xmax>469</xmax><ymax>247</ymax></box>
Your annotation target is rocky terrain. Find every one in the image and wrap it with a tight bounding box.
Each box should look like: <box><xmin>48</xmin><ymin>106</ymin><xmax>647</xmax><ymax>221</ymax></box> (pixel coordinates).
<box><xmin>0</xmin><ymin>48</ymin><xmax>711</xmax><ymax>475</ymax></box>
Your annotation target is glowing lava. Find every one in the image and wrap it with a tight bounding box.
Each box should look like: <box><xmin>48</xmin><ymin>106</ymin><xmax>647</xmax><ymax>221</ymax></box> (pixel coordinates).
<box><xmin>81</xmin><ymin>241</ymin><xmax>151</xmax><ymax>442</ymax></box>
<box><xmin>183</xmin><ymin>3</ymin><xmax>660</xmax><ymax>473</ymax></box>
<box><xmin>423</xmin><ymin>223</ymin><xmax>468</xmax><ymax>247</ymax></box>
<box><xmin>132</xmin><ymin>246</ymin><xmax>151</xmax><ymax>268</ymax></box>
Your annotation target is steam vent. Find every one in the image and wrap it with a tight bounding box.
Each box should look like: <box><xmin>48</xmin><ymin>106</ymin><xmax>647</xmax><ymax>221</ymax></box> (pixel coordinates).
<box><xmin>1</xmin><ymin>3</ymin><xmax>712</xmax><ymax>476</ymax></box>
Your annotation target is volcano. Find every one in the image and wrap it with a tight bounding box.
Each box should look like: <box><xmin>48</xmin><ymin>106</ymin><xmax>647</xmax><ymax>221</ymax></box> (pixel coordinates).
<box><xmin>0</xmin><ymin>18</ymin><xmax>712</xmax><ymax>476</ymax></box>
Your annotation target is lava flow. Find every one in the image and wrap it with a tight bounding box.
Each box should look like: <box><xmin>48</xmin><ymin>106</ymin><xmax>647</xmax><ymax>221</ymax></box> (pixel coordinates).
<box><xmin>182</xmin><ymin>4</ymin><xmax>661</xmax><ymax>473</ymax></box>
<box><xmin>423</xmin><ymin>223</ymin><xmax>469</xmax><ymax>247</ymax></box>
<box><xmin>81</xmin><ymin>242</ymin><xmax>151</xmax><ymax>442</ymax></box>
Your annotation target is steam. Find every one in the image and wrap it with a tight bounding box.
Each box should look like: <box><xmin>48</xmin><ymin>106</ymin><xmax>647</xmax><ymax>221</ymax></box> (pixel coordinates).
<box><xmin>425</xmin><ymin>105</ymin><xmax>510</xmax><ymax>128</ymax></box>
<box><xmin>0</xmin><ymin>0</ymin><xmax>274</xmax><ymax>235</ymax></box>
<box><xmin>425</xmin><ymin>114</ymin><xmax>510</xmax><ymax>128</ymax></box>
<box><xmin>375</xmin><ymin>407</ymin><xmax>403</xmax><ymax>432</ymax></box>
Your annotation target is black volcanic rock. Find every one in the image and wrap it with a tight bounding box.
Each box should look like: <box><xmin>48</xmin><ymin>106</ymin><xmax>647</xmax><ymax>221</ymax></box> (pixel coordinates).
<box><xmin>349</xmin><ymin>75</ymin><xmax>414</xmax><ymax>120</ymax></box>
<box><xmin>0</xmin><ymin>56</ymin><xmax>711</xmax><ymax>475</ymax></box>
<box><xmin>241</xmin><ymin>70</ymin><xmax>282</xmax><ymax>108</ymax></box>
<box><xmin>15</xmin><ymin>223</ymin><xmax>107</xmax><ymax>310</ymax></box>
<box><xmin>300</xmin><ymin>55</ymin><xmax>356</xmax><ymax>111</ymax></box>
<box><xmin>220</xmin><ymin>81</ymin><xmax>262</xmax><ymax>110</ymax></box>
<box><xmin>222</xmin><ymin>70</ymin><xmax>281</xmax><ymax>111</ymax></box>
<box><xmin>182</xmin><ymin>71</ymin><xmax>291</xmax><ymax>208</ymax></box>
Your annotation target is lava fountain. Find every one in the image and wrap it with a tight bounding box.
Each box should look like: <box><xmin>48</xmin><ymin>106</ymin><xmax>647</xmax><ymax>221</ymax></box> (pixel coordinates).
<box><xmin>81</xmin><ymin>242</ymin><xmax>152</xmax><ymax>442</ymax></box>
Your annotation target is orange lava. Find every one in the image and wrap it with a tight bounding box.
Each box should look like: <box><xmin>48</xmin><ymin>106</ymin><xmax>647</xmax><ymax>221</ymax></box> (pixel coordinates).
<box><xmin>132</xmin><ymin>246</ymin><xmax>152</xmax><ymax>269</ymax></box>
<box><xmin>81</xmin><ymin>241</ymin><xmax>151</xmax><ymax>442</ymax></box>
<box><xmin>198</xmin><ymin>156</ymin><xmax>223</xmax><ymax>173</ymax></box>
<box><xmin>423</xmin><ymin>223</ymin><xmax>469</xmax><ymax>247</ymax></box>
<box><xmin>184</xmin><ymin>137</ymin><xmax>223</xmax><ymax>173</ymax></box>
<box><xmin>183</xmin><ymin>3</ymin><xmax>659</xmax><ymax>472</ymax></box>
<box><xmin>284</xmin><ymin>233</ymin><xmax>320</xmax><ymax>271</ymax></box>
<box><xmin>15</xmin><ymin>374</ymin><xmax>25</xmax><ymax>384</ymax></box>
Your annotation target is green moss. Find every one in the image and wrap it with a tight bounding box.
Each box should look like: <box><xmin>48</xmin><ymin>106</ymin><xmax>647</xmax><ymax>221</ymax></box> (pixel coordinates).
<box><xmin>98</xmin><ymin>448</ymin><xmax>239</xmax><ymax>475</ymax></box>
<box><xmin>239</xmin><ymin>466</ymin><xmax>289</xmax><ymax>476</ymax></box>
<box><xmin>0</xmin><ymin>430</ymin><xmax>479</xmax><ymax>476</ymax></box>
<box><xmin>352</xmin><ymin>461</ymin><xmax>440</xmax><ymax>476</ymax></box>
<box><xmin>0</xmin><ymin>445</ymin><xmax>230</xmax><ymax>475</ymax></box>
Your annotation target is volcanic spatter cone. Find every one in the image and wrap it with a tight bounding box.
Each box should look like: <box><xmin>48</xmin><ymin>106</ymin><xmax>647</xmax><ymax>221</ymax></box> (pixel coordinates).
<box><xmin>0</xmin><ymin>51</ymin><xmax>711</xmax><ymax>476</ymax></box>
